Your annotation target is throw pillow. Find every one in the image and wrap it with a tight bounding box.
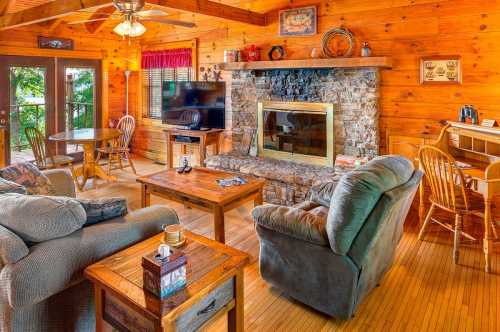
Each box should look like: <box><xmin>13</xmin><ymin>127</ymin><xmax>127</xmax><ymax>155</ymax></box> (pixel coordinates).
<box><xmin>0</xmin><ymin>177</ymin><xmax>27</xmax><ymax>194</ymax></box>
<box><xmin>0</xmin><ymin>193</ymin><xmax>86</xmax><ymax>243</ymax></box>
<box><xmin>0</xmin><ymin>163</ymin><xmax>55</xmax><ymax>195</ymax></box>
<box><xmin>0</xmin><ymin>225</ymin><xmax>29</xmax><ymax>266</ymax></box>
<box><xmin>77</xmin><ymin>197</ymin><xmax>128</xmax><ymax>226</ymax></box>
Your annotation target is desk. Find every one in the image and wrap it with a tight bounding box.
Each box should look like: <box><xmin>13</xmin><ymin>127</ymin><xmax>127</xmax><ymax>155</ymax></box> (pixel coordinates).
<box><xmin>164</xmin><ymin>128</ymin><xmax>223</xmax><ymax>169</ymax></box>
<box><xmin>419</xmin><ymin>122</ymin><xmax>500</xmax><ymax>272</ymax></box>
<box><xmin>49</xmin><ymin>128</ymin><xmax>121</xmax><ymax>190</ymax></box>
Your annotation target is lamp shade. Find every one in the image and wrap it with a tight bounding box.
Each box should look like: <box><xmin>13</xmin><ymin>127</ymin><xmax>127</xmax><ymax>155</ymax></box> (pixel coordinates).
<box><xmin>113</xmin><ymin>20</ymin><xmax>146</xmax><ymax>37</ymax></box>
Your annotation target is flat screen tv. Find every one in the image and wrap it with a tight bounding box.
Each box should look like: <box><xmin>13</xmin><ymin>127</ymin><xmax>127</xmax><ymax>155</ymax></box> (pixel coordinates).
<box><xmin>161</xmin><ymin>81</ymin><xmax>225</xmax><ymax>130</ymax></box>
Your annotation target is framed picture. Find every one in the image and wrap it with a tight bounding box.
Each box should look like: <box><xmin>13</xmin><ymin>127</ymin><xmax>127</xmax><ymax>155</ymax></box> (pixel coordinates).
<box><xmin>420</xmin><ymin>56</ymin><xmax>461</xmax><ymax>84</ymax></box>
<box><xmin>279</xmin><ymin>6</ymin><xmax>317</xmax><ymax>36</ymax></box>
<box><xmin>38</xmin><ymin>36</ymin><xmax>74</xmax><ymax>50</ymax></box>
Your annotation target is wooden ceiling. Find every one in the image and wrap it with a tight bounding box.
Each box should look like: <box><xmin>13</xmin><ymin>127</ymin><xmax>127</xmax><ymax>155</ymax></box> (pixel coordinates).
<box><xmin>0</xmin><ymin>0</ymin><xmax>268</xmax><ymax>36</ymax></box>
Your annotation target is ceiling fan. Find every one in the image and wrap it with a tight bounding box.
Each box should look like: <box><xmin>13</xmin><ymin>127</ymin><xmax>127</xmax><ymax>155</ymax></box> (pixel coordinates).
<box><xmin>68</xmin><ymin>0</ymin><xmax>196</xmax><ymax>38</ymax></box>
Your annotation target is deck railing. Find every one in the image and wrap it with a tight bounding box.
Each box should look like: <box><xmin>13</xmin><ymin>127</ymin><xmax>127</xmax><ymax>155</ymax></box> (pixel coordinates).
<box><xmin>9</xmin><ymin>102</ymin><xmax>93</xmax><ymax>152</ymax></box>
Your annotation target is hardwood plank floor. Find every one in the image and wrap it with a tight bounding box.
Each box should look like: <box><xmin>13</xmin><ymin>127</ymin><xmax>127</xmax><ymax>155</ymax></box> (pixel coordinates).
<box><xmin>79</xmin><ymin>156</ymin><xmax>500</xmax><ymax>331</ymax></box>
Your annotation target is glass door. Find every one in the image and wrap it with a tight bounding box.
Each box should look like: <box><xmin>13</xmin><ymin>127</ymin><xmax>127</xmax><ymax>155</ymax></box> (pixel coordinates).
<box><xmin>57</xmin><ymin>58</ymin><xmax>102</xmax><ymax>160</ymax></box>
<box><xmin>0</xmin><ymin>56</ymin><xmax>55</xmax><ymax>165</ymax></box>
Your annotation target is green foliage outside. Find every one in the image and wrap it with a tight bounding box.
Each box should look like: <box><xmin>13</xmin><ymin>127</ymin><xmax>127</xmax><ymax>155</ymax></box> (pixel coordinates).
<box><xmin>9</xmin><ymin>67</ymin><xmax>46</xmax><ymax>150</ymax></box>
<box><xmin>66</xmin><ymin>68</ymin><xmax>95</xmax><ymax>130</ymax></box>
<box><xmin>10</xmin><ymin>67</ymin><xmax>95</xmax><ymax>151</ymax></box>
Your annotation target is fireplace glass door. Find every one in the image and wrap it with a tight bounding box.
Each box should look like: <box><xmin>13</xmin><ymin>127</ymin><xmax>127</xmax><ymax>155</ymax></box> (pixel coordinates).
<box><xmin>262</xmin><ymin>110</ymin><xmax>327</xmax><ymax>157</ymax></box>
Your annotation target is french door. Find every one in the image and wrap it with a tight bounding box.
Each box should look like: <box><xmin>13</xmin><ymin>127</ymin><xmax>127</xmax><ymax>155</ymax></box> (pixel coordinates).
<box><xmin>56</xmin><ymin>58</ymin><xmax>102</xmax><ymax>161</ymax></box>
<box><xmin>0</xmin><ymin>56</ymin><xmax>101</xmax><ymax>165</ymax></box>
<box><xmin>0</xmin><ymin>56</ymin><xmax>55</xmax><ymax>165</ymax></box>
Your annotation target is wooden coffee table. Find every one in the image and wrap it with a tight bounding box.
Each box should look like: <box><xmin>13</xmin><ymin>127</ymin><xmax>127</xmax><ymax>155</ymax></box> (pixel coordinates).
<box><xmin>137</xmin><ymin>167</ymin><xmax>265</xmax><ymax>244</ymax></box>
<box><xmin>85</xmin><ymin>230</ymin><xmax>250</xmax><ymax>332</ymax></box>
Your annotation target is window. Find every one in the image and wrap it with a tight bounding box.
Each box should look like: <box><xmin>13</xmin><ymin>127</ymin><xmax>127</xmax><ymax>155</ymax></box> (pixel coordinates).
<box><xmin>142</xmin><ymin>67</ymin><xmax>192</xmax><ymax>119</ymax></box>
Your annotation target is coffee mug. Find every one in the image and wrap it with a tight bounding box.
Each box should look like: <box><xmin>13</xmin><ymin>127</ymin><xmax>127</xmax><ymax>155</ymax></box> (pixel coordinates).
<box><xmin>162</xmin><ymin>224</ymin><xmax>184</xmax><ymax>246</ymax></box>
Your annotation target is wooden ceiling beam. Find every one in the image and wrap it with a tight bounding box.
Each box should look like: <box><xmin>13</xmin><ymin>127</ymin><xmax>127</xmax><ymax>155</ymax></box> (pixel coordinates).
<box><xmin>85</xmin><ymin>6</ymin><xmax>116</xmax><ymax>34</ymax></box>
<box><xmin>146</xmin><ymin>0</ymin><xmax>267</xmax><ymax>26</ymax></box>
<box><xmin>0</xmin><ymin>0</ymin><xmax>113</xmax><ymax>31</ymax></box>
<box><xmin>0</xmin><ymin>0</ymin><xmax>13</xmax><ymax>16</ymax></box>
<box><xmin>38</xmin><ymin>18</ymin><xmax>63</xmax><ymax>33</ymax></box>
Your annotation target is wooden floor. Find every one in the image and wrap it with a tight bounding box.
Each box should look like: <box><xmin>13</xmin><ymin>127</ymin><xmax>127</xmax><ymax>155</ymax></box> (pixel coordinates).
<box><xmin>79</xmin><ymin>156</ymin><xmax>500</xmax><ymax>332</ymax></box>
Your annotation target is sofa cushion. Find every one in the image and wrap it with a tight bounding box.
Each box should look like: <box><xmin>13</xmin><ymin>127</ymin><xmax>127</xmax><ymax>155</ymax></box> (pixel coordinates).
<box><xmin>1</xmin><ymin>205</ymin><xmax>179</xmax><ymax>308</ymax></box>
<box><xmin>0</xmin><ymin>225</ymin><xmax>29</xmax><ymax>266</ymax></box>
<box><xmin>77</xmin><ymin>197</ymin><xmax>128</xmax><ymax>226</ymax></box>
<box><xmin>0</xmin><ymin>163</ymin><xmax>55</xmax><ymax>195</ymax></box>
<box><xmin>0</xmin><ymin>193</ymin><xmax>86</xmax><ymax>243</ymax></box>
<box><xmin>253</xmin><ymin>204</ymin><xmax>328</xmax><ymax>245</ymax></box>
<box><xmin>0</xmin><ymin>177</ymin><xmax>26</xmax><ymax>194</ymax></box>
<box><xmin>326</xmin><ymin>155</ymin><xmax>415</xmax><ymax>255</ymax></box>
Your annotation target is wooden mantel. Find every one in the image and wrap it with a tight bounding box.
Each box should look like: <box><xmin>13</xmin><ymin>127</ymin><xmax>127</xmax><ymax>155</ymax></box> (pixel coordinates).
<box><xmin>218</xmin><ymin>57</ymin><xmax>392</xmax><ymax>71</ymax></box>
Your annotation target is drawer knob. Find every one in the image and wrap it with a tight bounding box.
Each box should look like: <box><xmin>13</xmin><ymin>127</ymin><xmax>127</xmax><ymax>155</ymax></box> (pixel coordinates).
<box><xmin>197</xmin><ymin>299</ymin><xmax>216</xmax><ymax>316</ymax></box>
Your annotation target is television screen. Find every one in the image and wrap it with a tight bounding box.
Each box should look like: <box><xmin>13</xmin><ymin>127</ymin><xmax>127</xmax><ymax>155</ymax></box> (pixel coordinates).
<box><xmin>162</xmin><ymin>81</ymin><xmax>225</xmax><ymax>130</ymax></box>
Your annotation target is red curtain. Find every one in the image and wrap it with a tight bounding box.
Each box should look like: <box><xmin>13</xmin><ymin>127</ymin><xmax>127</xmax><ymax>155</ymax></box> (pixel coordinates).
<box><xmin>141</xmin><ymin>48</ymin><xmax>192</xmax><ymax>69</ymax></box>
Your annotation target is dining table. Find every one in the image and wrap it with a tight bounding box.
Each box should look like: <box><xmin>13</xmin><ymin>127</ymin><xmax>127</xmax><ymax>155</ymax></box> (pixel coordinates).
<box><xmin>49</xmin><ymin>128</ymin><xmax>121</xmax><ymax>190</ymax></box>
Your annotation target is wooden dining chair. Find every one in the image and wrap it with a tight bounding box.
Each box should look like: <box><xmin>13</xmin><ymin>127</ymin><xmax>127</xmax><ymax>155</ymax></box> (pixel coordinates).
<box><xmin>25</xmin><ymin>127</ymin><xmax>74</xmax><ymax>170</ymax></box>
<box><xmin>96</xmin><ymin>115</ymin><xmax>137</xmax><ymax>175</ymax></box>
<box><xmin>418</xmin><ymin>145</ymin><xmax>497</xmax><ymax>264</ymax></box>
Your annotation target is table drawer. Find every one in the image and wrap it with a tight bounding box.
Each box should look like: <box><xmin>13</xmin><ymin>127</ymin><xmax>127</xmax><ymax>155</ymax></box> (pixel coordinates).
<box><xmin>174</xmin><ymin>277</ymin><xmax>234</xmax><ymax>332</ymax></box>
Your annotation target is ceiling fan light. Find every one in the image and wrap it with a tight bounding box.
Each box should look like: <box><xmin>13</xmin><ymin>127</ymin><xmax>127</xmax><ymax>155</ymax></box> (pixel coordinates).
<box><xmin>113</xmin><ymin>21</ymin><xmax>146</xmax><ymax>37</ymax></box>
<box><xmin>113</xmin><ymin>20</ymin><xmax>132</xmax><ymax>36</ymax></box>
<box><xmin>129</xmin><ymin>22</ymin><xmax>146</xmax><ymax>37</ymax></box>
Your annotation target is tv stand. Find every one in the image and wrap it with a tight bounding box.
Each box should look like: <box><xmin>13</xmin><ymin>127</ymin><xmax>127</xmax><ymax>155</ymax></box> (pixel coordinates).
<box><xmin>164</xmin><ymin>128</ymin><xmax>224</xmax><ymax>168</ymax></box>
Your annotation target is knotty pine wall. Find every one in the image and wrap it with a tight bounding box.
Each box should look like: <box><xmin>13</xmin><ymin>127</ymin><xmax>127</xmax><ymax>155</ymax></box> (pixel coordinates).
<box><xmin>137</xmin><ymin>0</ymin><xmax>500</xmax><ymax>156</ymax></box>
<box><xmin>0</xmin><ymin>24</ymin><xmax>140</xmax><ymax>130</ymax></box>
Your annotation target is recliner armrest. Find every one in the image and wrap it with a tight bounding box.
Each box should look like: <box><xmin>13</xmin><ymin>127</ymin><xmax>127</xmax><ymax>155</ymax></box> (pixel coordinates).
<box><xmin>43</xmin><ymin>169</ymin><xmax>76</xmax><ymax>198</ymax></box>
<box><xmin>309</xmin><ymin>181</ymin><xmax>338</xmax><ymax>207</ymax></box>
<box><xmin>252</xmin><ymin>204</ymin><xmax>328</xmax><ymax>246</ymax></box>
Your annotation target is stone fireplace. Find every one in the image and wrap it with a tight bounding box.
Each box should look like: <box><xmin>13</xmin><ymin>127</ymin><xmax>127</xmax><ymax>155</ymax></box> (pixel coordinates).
<box><xmin>231</xmin><ymin>68</ymin><xmax>380</xmax><ymax>158</ymax></box>
<box><xmin>257</xmin><ymin>101</ymin><xmax>335</xmax><ymax>166</ymax></box>
<box><xmin>206</xmin><ymin>66</ymin><xmax>382</xmax><ymax>205</ymax></box>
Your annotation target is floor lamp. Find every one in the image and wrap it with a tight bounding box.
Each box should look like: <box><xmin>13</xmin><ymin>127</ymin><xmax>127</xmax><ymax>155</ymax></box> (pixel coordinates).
<box><xmin>124</xmin><ymin>69</ymin><xmax>131</xmax><ymax>116</ymax></box>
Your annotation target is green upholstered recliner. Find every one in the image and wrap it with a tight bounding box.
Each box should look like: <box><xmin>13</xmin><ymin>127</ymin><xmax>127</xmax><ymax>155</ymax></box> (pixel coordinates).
<box><xmin>252</xmin><ymin>155</ymin><xmax>423</xmax><ymax>319</ymax></box>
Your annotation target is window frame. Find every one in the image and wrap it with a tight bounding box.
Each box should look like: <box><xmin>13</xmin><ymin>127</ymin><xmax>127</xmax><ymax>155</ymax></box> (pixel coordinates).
<box><xmin>139</xmin><ymin>39</ymin><xmax>197</xmax><ymax>122</ymax></box>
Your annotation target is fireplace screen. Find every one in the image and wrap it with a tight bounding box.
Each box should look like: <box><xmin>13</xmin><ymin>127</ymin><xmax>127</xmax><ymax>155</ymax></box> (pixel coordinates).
<box><xmin>262</xmin><ymin>110</ymin><xmax>327</xmax><ymax>157</ymax></box>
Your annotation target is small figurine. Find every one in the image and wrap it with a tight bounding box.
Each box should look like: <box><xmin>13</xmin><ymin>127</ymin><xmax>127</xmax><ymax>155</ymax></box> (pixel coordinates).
<box><xmin>458</xmin><ymin>105</ymin><xmax>478</xmax><ymax>124</ymax></box>
<box><xmin>310</xmin><ymin>48</ymin><xmax>321</xmax><ymax>58</ymax></box>
<box><xmin>200</xmin><ymin>66</ymin><xmax>209</xmax><ymax>81</ymax></box>
<box><xmin>211</xmin><ymin>65</ymin><xmax>222</xmax><ymax>82</ymax></box>
<box><xmin>361</xmin><ymin>42</ymin><xmax>372</xmax><ymax>57</ymax></box>
<box><xmin>177</xmin><ymin>155</ymin><xmax>192</xmax><ymax>174</ymax></box>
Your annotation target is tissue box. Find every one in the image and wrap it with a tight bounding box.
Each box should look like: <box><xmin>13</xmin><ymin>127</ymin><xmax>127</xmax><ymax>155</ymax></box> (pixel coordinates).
<box><xmin>142</xmin><ymin>249</ymin><xmax>187</xmax><ymax>299</ymax></box>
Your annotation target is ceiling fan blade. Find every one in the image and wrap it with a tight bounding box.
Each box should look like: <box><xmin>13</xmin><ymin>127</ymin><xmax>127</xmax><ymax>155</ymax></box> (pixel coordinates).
<box><xmin>141</xmin><ymin>18</ymin><xmax>196</xmax><ymax>28</ymax></box>
<box><xmin>67</xmin><ymin>18</ymin><xmax>110</xmax><ymax>25</ymax></box>
<box><xmin>136</xmin><ymin>9</ymin><xmax>168</xmax><ymax>17</ymax></box>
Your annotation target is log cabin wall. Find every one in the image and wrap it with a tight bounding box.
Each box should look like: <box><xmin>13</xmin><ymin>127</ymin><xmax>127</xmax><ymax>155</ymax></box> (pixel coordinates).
<box><xmin>136</xmin><ymin>0</ymin><xmax>500</xmax><ymax>156</ymax></box>
<box><xmin>0</xmin><ymin>25</ymin><xmax>140</xmax><ymax>129</ymax></box>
